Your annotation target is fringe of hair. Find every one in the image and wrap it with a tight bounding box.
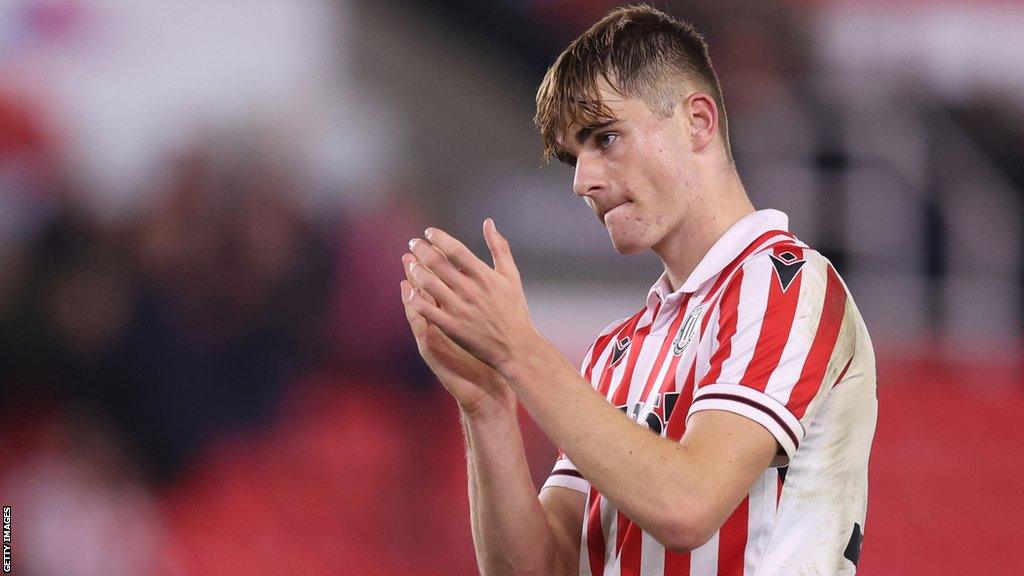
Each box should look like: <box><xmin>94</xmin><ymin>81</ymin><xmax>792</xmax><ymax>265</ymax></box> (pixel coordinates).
<box><xmin>534</xmin><ymin>4</ymin><xmax>727</xmax><ymax>164</ymax></box>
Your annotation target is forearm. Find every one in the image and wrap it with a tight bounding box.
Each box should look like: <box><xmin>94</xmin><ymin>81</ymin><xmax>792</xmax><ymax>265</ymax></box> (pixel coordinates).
<box><xmin>462</xmin><ymin>404</ymin><xmax>570</xmax><ymax>575</ymax></box>
<box><xmin>500</xmin><ymin>335</ymin><xmax>707</xmax><ymax>547</ymax></box>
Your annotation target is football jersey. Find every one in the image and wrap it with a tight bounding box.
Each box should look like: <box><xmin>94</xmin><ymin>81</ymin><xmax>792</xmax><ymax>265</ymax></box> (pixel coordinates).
<box><xmin>542</xmin><ymin>209</ymin><xmax>877</xmax><ymax>575</ymax></box>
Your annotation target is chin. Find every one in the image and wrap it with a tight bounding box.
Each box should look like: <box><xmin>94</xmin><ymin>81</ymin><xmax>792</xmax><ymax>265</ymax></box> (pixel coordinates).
<box><xmin>608</xmin><ymin>233</ymin><xmax>650</xmax><ymax>255</ymax></box>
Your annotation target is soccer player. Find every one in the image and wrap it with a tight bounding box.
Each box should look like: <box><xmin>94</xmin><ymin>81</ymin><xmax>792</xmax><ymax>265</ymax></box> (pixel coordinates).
<box><xmin>400</xmin><ymin>5</ymin><xmax>877</xmax><ymax>575</ymax></box>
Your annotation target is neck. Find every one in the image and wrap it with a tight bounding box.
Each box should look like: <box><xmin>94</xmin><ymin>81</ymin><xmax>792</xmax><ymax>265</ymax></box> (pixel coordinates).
<box><xmin>653</xmin><ymin>168</ymin><xmax>754</xmax><ymax>292</ymax></box>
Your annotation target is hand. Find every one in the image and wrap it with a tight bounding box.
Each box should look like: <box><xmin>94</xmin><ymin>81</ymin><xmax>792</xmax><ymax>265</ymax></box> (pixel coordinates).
<box><xmin>401</xmin><ymin>250</ymin><xmax>515</xmax><ymax>415</ymax></box>
<box><xmin>405</xmin><ymin>219</ymin><xmax>538</xmax><ymax>374</ymax></box>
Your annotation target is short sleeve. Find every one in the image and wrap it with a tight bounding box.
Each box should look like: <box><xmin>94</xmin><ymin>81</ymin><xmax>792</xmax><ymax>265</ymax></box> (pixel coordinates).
<box><xmin>541</xmin><ymin>452</ymin><xmax>590</xmax><ymax>494</ymax></box>
<box><xmin>687</xmin><ymin>248</ymin><xmax>855</xmax><ymax>466</ymax></box>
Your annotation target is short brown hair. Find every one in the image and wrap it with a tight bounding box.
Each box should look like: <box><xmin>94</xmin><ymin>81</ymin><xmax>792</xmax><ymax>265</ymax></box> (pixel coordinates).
<box><xmin>534</xmin><ymin>4</ymin><xmax>729</xmax><ymax>164</ymax></box>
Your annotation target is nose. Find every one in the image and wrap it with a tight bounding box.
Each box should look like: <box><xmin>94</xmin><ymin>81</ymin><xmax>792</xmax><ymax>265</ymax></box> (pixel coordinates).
<box><xmin>572</xmin><ymin>153</ymin><xmax>607</xmax><ymax>200</ymax></box>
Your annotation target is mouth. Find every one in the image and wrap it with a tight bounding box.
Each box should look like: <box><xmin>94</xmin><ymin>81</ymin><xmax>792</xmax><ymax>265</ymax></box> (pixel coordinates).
<box><xmin>601</xmin><ymin>201</ymin><xmax>631</xmax><ymax>222</ymax></box>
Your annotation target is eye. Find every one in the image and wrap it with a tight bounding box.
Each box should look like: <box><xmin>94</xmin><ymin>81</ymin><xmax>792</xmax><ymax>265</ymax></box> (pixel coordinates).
<box><xmin>598</xmin><ymin>133</ymin><xmax>617</xmax><ymax>149</ymax></box>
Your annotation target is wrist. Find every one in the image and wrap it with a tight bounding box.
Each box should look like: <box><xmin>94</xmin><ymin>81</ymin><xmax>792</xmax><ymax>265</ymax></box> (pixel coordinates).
<box><xmin>497</xmin><ymin>329</ymin><xmax>551</xmax><ymax>384</ymax></box>
<box><xmin>460</xmin><ymin>395</ymin><xmax>519</xmax><ymax>426</ymax></box>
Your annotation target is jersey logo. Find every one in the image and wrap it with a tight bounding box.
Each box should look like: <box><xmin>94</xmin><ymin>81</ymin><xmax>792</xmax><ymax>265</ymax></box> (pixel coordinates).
<box><xmin>672</xmin><ymin>303</ymin><xmax>706</xmax><ymax>356</ymax></box>
<box><xmin>769</xmin><ymin>251</ymin><xmax>805</xmax><ymax>293</ymax></box>
<box><xmin>617</xmin><ymin>391</ymin><xmax>681</xmax><ymax>437</ymax></box>
<box><xmin>610</xmin><ymin>336</ymin><xmax>631</xmax><ymax>366</ymax></box>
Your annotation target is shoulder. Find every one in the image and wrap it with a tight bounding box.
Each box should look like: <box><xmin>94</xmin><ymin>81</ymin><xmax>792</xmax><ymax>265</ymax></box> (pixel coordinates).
<box><xmin>731</xmin><ymin>240</ymin><xmax>836</xmax><ymax>297</ymax></box>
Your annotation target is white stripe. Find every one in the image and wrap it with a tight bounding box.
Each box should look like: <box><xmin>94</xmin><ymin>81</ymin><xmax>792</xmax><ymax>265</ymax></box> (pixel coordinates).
<box><xmin>601</xmin><ymin>495</ymin><xmax>617</xmax><ymax>576</ymax></box>
<box><xmin>638</xmin><ymin>305</ymin><xmax>704</xmax><ymax>435</ymax></box>
<box><xmin>717</xmin><ymin>260</ymin><xmax>774</xmax><ymax>384</ymax></box>
<box><xmin>552</xmin><ymin>457</ymin><xmax>579</xmax><ymax>473</ymax></box>
<box><xmin>694</xmin><ymin>304</ymin><xmax>717</xmax><ymax>389</ymax></box>
<box><xmin>541</xmin><ymin>473</ymin><xmax>590</xmax><ymax>495</ymax></box>
<box><xmin>633</xmin><ymin>305</ymin><xmax>691</xmax><ymax>424</ymax></box>
<box><xmin>744</xmin><ymin>469</ymin><xmax>776</xmax><ymax>575</ymax></box>
<box><xmin>763</xmin><ymin>256</ymin><xmax>826</xmax><ymax>406</ymax></box>
<box><xmin>580</xmin><ymin>493</ymin><xmax>594</xmax><ymax>576</ymax></box>
<box><xmin>689</xmin><ymin>530</ymin><xmax>719</xmax><ymax>576</ymax></box>
<box><xmin>603</xmin><ymin>340</ymin><xmax>634</xmax><ymax>402</ymax></box>
<box><xmin>584</xmin><ymin>315</ymin><xmax>633</xmax><ymax>378</ymax></box>
<box><xmin>798</xmin><ymin>301</ymin><xmax>854</xmax><ymax>427</ymax></box>
<box><xmin>640</xmin><ymin>531</ymin><xmax>666</xmax><ymax>575</ymax></box>
<box><xmin>693</xmin><ymin>233</ymin><xmax>799</xmax><ymax>387</ymax></box>
<box><xmin>580</xmin><ymin>344</ymin><xmax>598</xmax><ymax>377</ymax></box>
<box><xmin>626</xmin><ymin>322</ymin><xmax>669</xmax><ymax>409</ymax></box>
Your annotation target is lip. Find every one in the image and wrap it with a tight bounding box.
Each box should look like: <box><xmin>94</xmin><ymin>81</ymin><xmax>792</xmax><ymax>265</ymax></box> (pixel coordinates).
<box><xmin>602</xmin><ymin>201</ymin><xmax>631</xmax><ymax>221</ymax></box>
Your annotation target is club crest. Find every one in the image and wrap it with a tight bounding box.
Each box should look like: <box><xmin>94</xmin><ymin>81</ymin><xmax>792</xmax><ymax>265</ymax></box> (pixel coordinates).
<box><xmin>672</xmin><ymin>303</ymin><xmax>706</xmax><ymax>356</ymax></box>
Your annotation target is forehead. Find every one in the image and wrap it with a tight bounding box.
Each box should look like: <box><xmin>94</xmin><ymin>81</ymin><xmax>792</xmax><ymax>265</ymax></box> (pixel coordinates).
<box><xmin>554</xmin><ymin>87</ymin><xmax>656</xmax><ymax>152</ymax></box>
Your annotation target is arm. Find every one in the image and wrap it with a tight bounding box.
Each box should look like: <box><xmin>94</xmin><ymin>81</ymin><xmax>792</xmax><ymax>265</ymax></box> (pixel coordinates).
<box><xmin>401</xmin><ymin>255</ymin><xmax>582</xmax><ymax>574</ymax></box>
<box><xmin>504</xmin><ymin>338</ymin><xmax>776</xmax><ymax>551</ymax></box>
<box><xmin>406</xmin><ymin>222</ymin><xmax>777</xmax><ymax>551</ymax></box>
<box><xmin>462</xmin><ymin>402</ymin><xmax>585</xmax><ymax>575</ymax></box>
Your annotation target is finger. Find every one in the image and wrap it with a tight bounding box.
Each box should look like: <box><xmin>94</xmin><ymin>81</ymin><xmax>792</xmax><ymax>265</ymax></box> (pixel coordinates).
<box><xmin>406</xmin><ymin>252</ymin><xmax>460</xmax><ymax>308</ymax></box>
<box><xmin>402</xmin><ymin>253</ymin><xmax>437</xmax><ymax>306</ymax></box>
<box><xmin>421</xmin><ymin>228</ymin><xmax>491</xmax><ymax>278</ymax></box>
<box><xmin>401</xmin><ymin>280</ymin><xmax>430</xmax><ymax>336</ymax></box>
<box><xmin>408</xmin><ymin>283</ymin><xmax>456</xmax><ymax>333</ymax></box>
<box><xmin>409</xmin><ymin>238</ymin><xmax>468</xmax><ymax>291</ymax></box>
<box><xmin>483</xmin><ymin>218</ymin><xmax>521</xmax><ymax>282</ymax></box>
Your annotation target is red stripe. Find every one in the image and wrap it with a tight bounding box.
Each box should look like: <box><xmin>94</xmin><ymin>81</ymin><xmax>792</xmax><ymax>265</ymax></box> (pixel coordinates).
<box><xmin>705</xmin><ymin>230</ymin><xmax>794</xmax><ymax>297</ymax></box>
<box><xmin>621</xmin><ymin>300</ymin><xmax>696</xmax><ymax>572</ymax></box>
<box><xmin>664</xmin><ymin>360</ymin><xmax>695</xmax><ymax>442</ymax></box>
<box><xmin>605</xmin><ymin>303</ymin><xmax>661</xmax><ymax>571</ymax></box>
<box><xmin>661</xmin><ymin>284</ymin><xmax>724</xmax><ymax>441</ymax></box>
<box><xmin>717</xmin><ymin>496</ymin><xmax>750</xmax><ymax>576</ymax></box>
<box><xmin>665</xmin><ymin>547</ymin><xmax>692</xmax><ymax>573</ymax></box>
<box><xmin>596</xmin><ymin>311</ymin><xmax>645</xmax><ymax>398</ymax></box>
<box><xmin>831</xmin><ymin>356</ymin><xmax>854</xmax><ymax>389</ymax></box>
<box><xmin>610</xmin><ymin>301</ymin><xmax>661</xmax><ymax>407</ymax></box>
<box><xmin>700</xmin><ymin>267</ymin><xmax>744</xmax><ymax>387</ymax></box>
<box><xmin>619</xmin><ymin>523</ymin><xmax>642</xmax><ymax>575</ymax></box>
<box><xmin>663</xmin><ymin>356</ymin><xmax>701</xmax><ymax>568</ymax></box>
<box><xmin>741</xmin><ymin>246</ymin><xmax>805</xmax><ymax>392</ymax></box>
<box><xmin>586</xmin><ymin>488</ymin><xmax>606</xmax><ymax>574</ymax></box>
<box><xmin>636</xmin><ymin>296</ymin><xmax>692</xmax><ymax>403</ymax></box>
<box><xmin>587</xmin><ymin>315</ymin><xmax>639</xmax><ymax>382</ymax></box>
<box><xmin>615</xmin><ymin>512</ymin><xmax>632</xmax><ymax>555</ymax></box>
<box><xmin>788</xmin><ymin>265</ymin><xmax>848</xmax><ymax>419</ymax></box>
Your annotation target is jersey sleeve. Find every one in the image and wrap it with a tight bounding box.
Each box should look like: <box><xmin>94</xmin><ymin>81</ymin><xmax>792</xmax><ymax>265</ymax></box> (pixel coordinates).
<box><xmin>541</xmin><ymin>315</ymin><xmax>631</xmax><ymax>494</ymax></box>
<box><xmin>686</xmin><ymin>247</ymin><xmax>856</xmax><ymax>466</ymax></box>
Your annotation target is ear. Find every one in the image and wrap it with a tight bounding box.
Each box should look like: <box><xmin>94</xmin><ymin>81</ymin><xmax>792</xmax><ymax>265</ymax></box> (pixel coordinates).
<box><xmin>684</xmin><ymin>92</ymin><xmax>718</xmax><ymax>154</ymax></box>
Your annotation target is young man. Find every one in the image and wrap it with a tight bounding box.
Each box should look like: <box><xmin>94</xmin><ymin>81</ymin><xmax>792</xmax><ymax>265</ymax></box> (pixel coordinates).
<box><xmin>400</xmin><ymin>5</ymin><xmax>876</xmax><ymax>575</ymax></box>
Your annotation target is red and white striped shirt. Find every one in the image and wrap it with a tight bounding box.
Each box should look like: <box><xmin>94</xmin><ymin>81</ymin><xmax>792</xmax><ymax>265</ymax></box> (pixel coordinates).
<box><xmin>543</xmin><ymin>209</ymin><xmax>877</xmax><ymax>575</ymax></box>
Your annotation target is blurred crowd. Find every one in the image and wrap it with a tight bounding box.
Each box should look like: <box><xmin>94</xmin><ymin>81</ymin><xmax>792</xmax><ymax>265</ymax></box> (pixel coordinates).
<box><xmin>0</xmin><ymin>86</ymin><xmax>493</xmax><ymax>574</ymax></box>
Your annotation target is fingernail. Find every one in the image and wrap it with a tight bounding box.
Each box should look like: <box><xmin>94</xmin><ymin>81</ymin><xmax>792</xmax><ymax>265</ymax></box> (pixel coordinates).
<box><xmin>424</xmin><ymin>228</ymin><xmax>434</xmax><ymax>239</ymax></box>
<box><xmin>408</xmin><ymin>239</ymin><xmax>417</xmax><ymax>250</ymax></box>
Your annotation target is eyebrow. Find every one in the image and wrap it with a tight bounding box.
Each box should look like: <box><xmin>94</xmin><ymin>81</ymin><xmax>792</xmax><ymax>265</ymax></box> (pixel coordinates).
<box><xmin>575</xmin><ymin>120</ymin><xmax>619</xmax><ymax>146</ymax></box>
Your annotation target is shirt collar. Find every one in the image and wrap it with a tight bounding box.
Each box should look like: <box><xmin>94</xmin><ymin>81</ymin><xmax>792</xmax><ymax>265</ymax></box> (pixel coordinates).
<box><xmin>646</xmin><ymin>209</ymin><xmax>790</xmax><ymax>308</ymax></box>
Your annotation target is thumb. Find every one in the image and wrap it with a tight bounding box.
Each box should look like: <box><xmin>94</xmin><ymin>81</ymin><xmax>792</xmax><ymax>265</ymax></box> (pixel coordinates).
<box><xmin>483</xmin><ymin>218</ymin><xmax>519</xmax><ymax>281</ymax></box>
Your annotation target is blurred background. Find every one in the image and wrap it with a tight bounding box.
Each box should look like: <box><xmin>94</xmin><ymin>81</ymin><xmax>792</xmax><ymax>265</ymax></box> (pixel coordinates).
<box><xmin>0</xmin><ymin>0</ymin><xmax>1021</xmax><ymax>574</ymax></box>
